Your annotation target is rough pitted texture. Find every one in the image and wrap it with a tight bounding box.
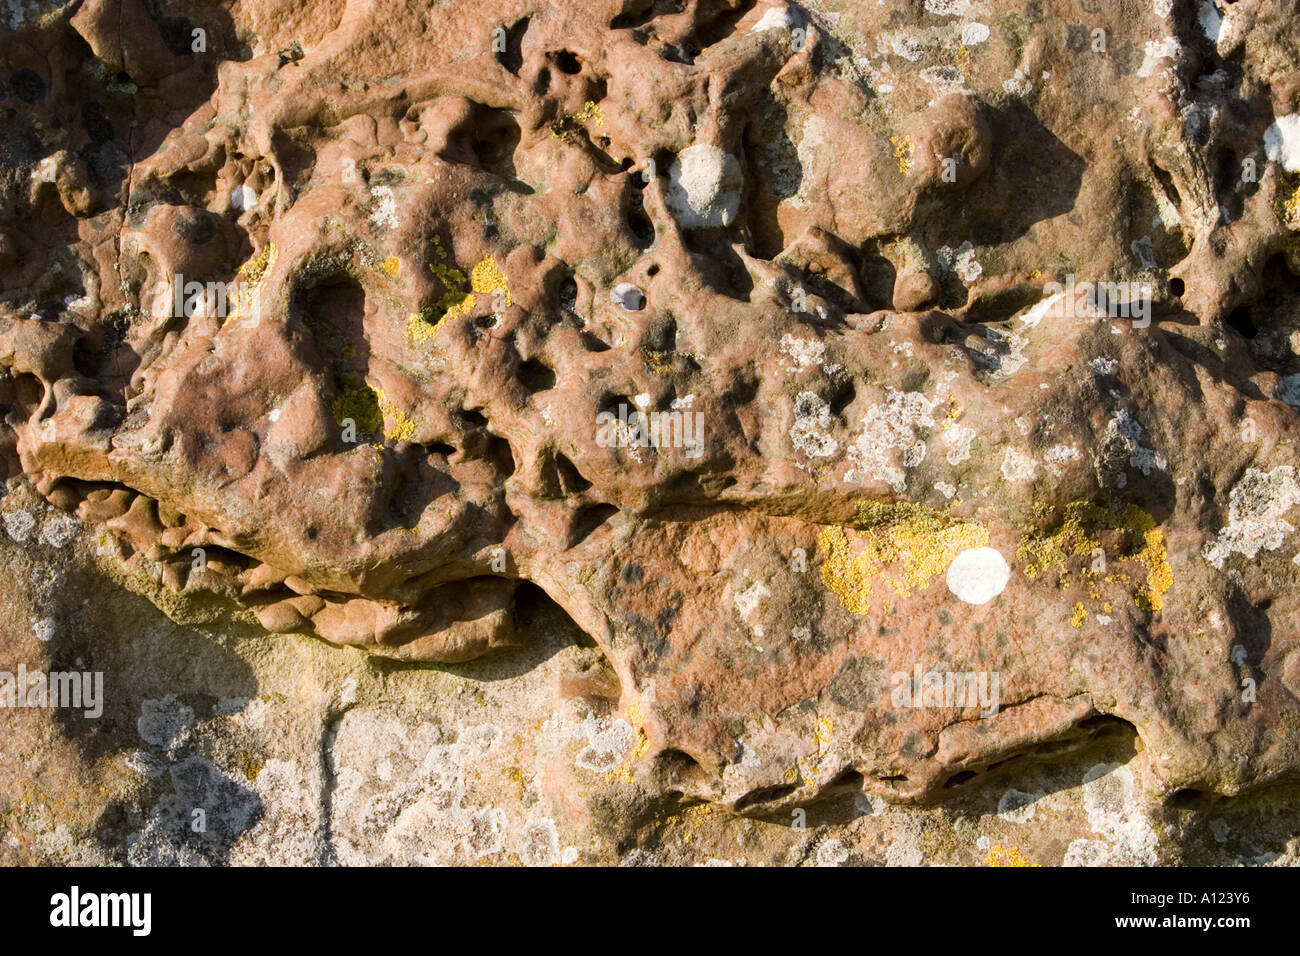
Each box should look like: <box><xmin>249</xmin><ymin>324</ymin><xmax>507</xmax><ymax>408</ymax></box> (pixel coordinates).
<box><xmin>2</xmin><ymin>0</ymin><xmax>1300</xmax><ymax>863</ymax></box>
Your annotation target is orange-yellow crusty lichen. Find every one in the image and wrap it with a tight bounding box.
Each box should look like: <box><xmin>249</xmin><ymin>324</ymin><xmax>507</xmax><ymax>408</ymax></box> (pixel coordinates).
<box><xmin>890</xmin><ymin>134</ymin><xmax>912</xmax><ymax>175</ymax></box>
<box><xmin>420</xmin><ymin>252</ymin><xmax>510</xmax><ymax>334</ymax></box>
<box><xmin>469</xmin><ymin>257</ymin><xmax>512</xmax><ymax>305</ymax></box>
<box><xmin>441</xmin><ymin>290</ymin><xmax>477</xmax><ymax>320</ymax></box>
<box><xmin>330</xmin><ymin>384</ymin><xmax>417</xmax><ymax>442</ymax></box>
<box><xmin>378</xmin><ymin>255</ymin><xmax>400</xmax><ymax>277</ymax></box>
<box><xmin>955</xmin><ymin>43</ymin><xmax>973</xmax><ymax>77</ymax></box>
<box><xmin>237</xmin><ymin>241</ymin><xmax>277</xmax><ymax>286</ymax></box>
<box><xmin>817</xmin><ymin>503</ymin><xmax>989</xmax><ymax>614</ymax></box>
<box><xmin>1134</xmin><ymin>524</ymin><xmax>1172</xmax><ymax>612</ymax></box>
<box><xmin>983</xmin><ymin>844</ymin><xmax>1041</xmax><ymax>867</ymax></box>
<box><xmin>1017</xmin><ymin>501</ymin><xmax>1173</xmax><ymax>613</ymax></box>
<box><xmin>607</xmin><ymin>703</ymin><xmax>650</xmax><ymax>784</ymax></box>
<box><xmin>1277</xmin><ymin>172</ymin><xmax>1300</xmax><ymax>227</ymax></box>
<box><xmin>331</xmin><ymin>385</ymin><xmax>382</xmax><ymax>434</ymax></box>
<box><xmin>573</xmin><ymin>100</ymin><xmax>605</xmax><ymax>126</ymax></box>
<box><xmin>1070</xmin><ymin>601</ymin><xmax>1088</xmax><ymax>628</ymax></box>
<box><xmin>794</xmin><ymin>716</ymin><xmax>836</xmax><ymax>786</ymax></box>
<box><xmin>376</xmin><ymin>387</ymin><xmax>417</xmax><ymax>442</ymax></box>
<box><xmin>405</xmin><ymin>311</ymin><xmax>437</xmax><ymax>347</ymax></box>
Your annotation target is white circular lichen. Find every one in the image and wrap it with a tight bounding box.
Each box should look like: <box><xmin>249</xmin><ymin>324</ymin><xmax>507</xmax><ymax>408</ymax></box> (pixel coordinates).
<box><xmin>751</xmin><ymin>3</ymin><xmax>800</xmax><ymax>32</ymax></box>
<box><xmin>1264</xmin><ymin>114</ymin><xmax>1300</xmax><ymax>173</ymax></box>
<box><xmin>946</xmin><ymin>547</ymin><xmax>1010</xmax><ymax>605</ymax></box>
<box><xmin>42</xmin><ymin>514</ymin><xmax>78</xmax><ymax>548</ymax></box>
<box><xmin>4</xmin><ymin>510</ymin><xmax>35</xmax><ymax>542</ymax></box>
<box><xmin>663</xmin><ymin>144</ymin><xmax>742</xmax><ymax>229</ymax></box>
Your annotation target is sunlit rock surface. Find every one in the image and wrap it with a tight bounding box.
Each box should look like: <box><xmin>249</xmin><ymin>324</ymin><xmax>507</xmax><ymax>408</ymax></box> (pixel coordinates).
<box><xmin>1</xmin><ymin>0</ymin><xmax>1299</xmax><ymax>864</ymax></box>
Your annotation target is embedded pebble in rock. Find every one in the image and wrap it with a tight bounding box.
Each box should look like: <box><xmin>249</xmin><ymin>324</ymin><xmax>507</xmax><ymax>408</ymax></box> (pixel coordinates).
<box><xmin>230</xmin><ymin>184</ymin><xmax>258</xmax><ymax>212</ymax></box>
<box><xmin>905</xmin><ymin>94</ymin><xmax>993</xmax><ymax>188</ymax></box>
<box><xmin>892</xmin><ymin>272</ymin><xmax>941</xmax><ymax>312</ymax></box>
<box><xmin>946</xmin><ymin>547</ymin><xmax>1011</xmax><ymax>605</ymax></box>
<box><xmin>610</xmin><ymin>283</ymin><xmax>646</xmax><ymax>311</ymax></box>
<box><xmin>1</xmin><ymin>0</ymin><xmax>1300</xmax><ymax>867</ymax></box>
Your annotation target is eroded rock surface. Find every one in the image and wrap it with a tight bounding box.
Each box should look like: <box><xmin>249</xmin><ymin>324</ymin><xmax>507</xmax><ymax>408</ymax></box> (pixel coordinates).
<box><xmin>2</xmin><ymin>0</ymin><xmax>1300</xmax><ymax>860</ymax></box>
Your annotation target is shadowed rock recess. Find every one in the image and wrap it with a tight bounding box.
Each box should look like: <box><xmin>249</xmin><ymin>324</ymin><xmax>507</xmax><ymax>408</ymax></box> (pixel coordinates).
<box><xmin>1</xmin><ymin>0</ymin><xmax>1300</xmax><ymax>866</ymax></box>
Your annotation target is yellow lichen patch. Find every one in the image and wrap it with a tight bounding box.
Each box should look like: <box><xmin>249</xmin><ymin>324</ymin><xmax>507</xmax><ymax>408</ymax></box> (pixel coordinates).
<box><xmin>674</xmin><ymin>801</ymin><xmax>719</xmax><ymax>844</ymax></box>
<box><xmin>237</xmin><ymin>241</ymin><xmax>277</xmax><ymax>287</ymax></box>
<box><xmin>890</xmin><ymin>134</ymin><xmax>912</xmax><ymax>175</ymax></box>
<box><xmin>504</xmin><ymin>765</ymin><xmax>528</xmax><ymax>799</ymax></box>
<box><xmin>818</xmin><ymin>526</ymin><xmax>876</xmax><ymax>614</ymax></box>
<box><xmin>331</xmin><ymin>385</ymin><xmax>383</xmax><ymax>435</ymax></box>
<box><xmin>983</xmin><ymin>844</ymin><xmax>1040</xmax><ymax>867</ymax></box>
<box><xmin>417</xmin><ymin>251</ymin><xmax>508</xmax><ymax>335</ymax></box>
<box><xmin>813</xmin><ymin>716</ymin><xmax>833</xmax><ymax>747</ymax></box>
<box><xmin>819</xmin><ymin>505</ymin><xmax>989</xmax><ymax>614</ymax></box>
<box><xmin>941</xmin><ymin>398</ymin><xmax>962</xmax><ymax>430</ymax></box>
<box><xmin>376</xmin><ymin>387</ymin><xmax>417</xmax><ymax>442</ymax></box>
<box><xmin>330</xmin><ymin>384</ymin><xmax>416</xmax><ymax>442</ymax></box>
<box><xmin>378</xmin><ymin>255</ymin><xmax>400</xmax><ymax>277</ymax></box>
<box><xmin>607</xmin><ymin>703</ymin><xmax>650</xmax><ymax>784</ymax></box>
<box><xmin>1133</xmin><ymin>523</ymin><xmax>1173</xmax><ymax>612</ymax></box>
<box><xmin>228</xmin><ymin>242</ymin><xmax>278</xmax><ymax>318</ymax></box>
<box><xmin>955</xmin><ymin>43</ymin><xmax>972</xmax><ymax>77</ymax></box>
<box><xmin>1278</xmin><ymin>171</ymin><xmax>1300</xmax><ymax>227</ymax></box>
<box><xmin>642</xmin><ymin>349</ymin><xmax>674</xmax><ymax>376</ymax></box>
<box><xmin>1070</xmin><ymin>601</ymin><xmax>1088</xmax><ymax>628</ymax></box>
<box><xmin>427</xmin><ymin>235</ymin><xmax>468</xmax><ymax>290</ymax></box>
<box><xmin>438</xmin><ymin>290</ymin><xmax>477</xmax><ymax>320</ymax></box>
<box><xmin>1017</xmin><ymin>501</ymin><xmax>1173</xmax><ymax>613</ymax></box>
<box><xmin>853</xmin><ymin>500</ymin><xmax>938</xmax><ymax>527</ymax></box>
<box><xmin>1017</xmin><ymin>501</ymin><xmax>1100</xmax><ymax>582</ymax></box>
<box><xmin>469</xmin><ymin>257</ymin><xmax>512</xmax><ymax>306</ymax></box>
<box><xmin>405</xmin><ymin>311</ymin><xmax>440</xmax><ymax>347</ymax></box>
<box><xmin>794</xmin><ymin>716</ymin><xmax>836</xmax><ymax>786</ymax></box>
<box><xmin>573</xmin><ymin>100</ymin><xmax>605</xmax><ymax>126</ymax></box>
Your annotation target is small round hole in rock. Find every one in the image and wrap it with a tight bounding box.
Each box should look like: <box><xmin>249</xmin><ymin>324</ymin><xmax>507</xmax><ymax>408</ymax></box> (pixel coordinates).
<box><xmin>943</xmin><ymin>770</ymin><xmax>978</xmax><ymax>788</ymax></box>
<box><xmin>1226</xmin><ymin>305</ymin><xmax>1257</xmax><ymax>338</ymax></box>
<box><xmin>558</xmin><ymin>276</ymin><xmax>578</xmax><ymax>312</ymax></box>
<box><xmin>517</xmin><ymin>358</ymin><xmax>557</xmax><ymax>392</ymax></box>
<box><xmin>553</xmin><ymin>50</ymin><xmax>582</xmax><ymax>74</ymax></box>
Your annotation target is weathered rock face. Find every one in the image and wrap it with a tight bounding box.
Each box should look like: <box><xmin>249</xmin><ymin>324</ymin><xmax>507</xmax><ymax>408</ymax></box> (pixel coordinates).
<box><xmin>2</xmin><ymin>0</ymin><xmax>1300</xmax><ymax>863</ymax></box>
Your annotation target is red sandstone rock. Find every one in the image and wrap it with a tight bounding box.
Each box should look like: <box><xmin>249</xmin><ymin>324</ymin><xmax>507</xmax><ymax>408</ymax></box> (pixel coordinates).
<box><xmin>1</xmin><ymin>0</ymin><xmax>1299</xmax><ymax>815</ymax></box>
